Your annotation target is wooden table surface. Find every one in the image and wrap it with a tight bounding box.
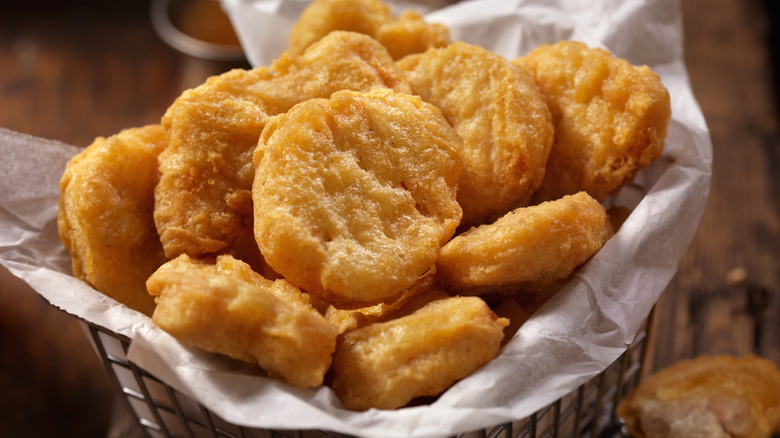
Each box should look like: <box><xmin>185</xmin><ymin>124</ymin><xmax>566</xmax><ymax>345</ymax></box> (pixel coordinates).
<box><xmin>1</xmin><ymin>0</ymin><xmax>778</xmax><ymax>437</ymax></box>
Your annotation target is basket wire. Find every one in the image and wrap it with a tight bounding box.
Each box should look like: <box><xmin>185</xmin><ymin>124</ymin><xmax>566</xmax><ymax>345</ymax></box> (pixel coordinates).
<box><xmin>82</xmin><ymin>308</ymin><xmax>655</xmax><ymax>438</ymax></box>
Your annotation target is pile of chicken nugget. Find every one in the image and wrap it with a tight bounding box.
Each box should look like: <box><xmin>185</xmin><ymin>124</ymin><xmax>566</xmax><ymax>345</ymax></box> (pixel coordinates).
<box><xmin>57</xmin><ymin>0</ymin><xmax>671</xmax><ymax>411</ymax></box>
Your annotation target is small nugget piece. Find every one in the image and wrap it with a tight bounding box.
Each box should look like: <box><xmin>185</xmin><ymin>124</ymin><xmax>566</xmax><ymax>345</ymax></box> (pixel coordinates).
<box><xmin>330</xmin><ymin>296</ymin><xmax>508</xmax><ymax>410</ymax></box>
<box><xmin>158</xmin><ymin>252</ymin><xmax>310</xmax><ymax>307</ymax></box>
<box><xmin>399</xmin><ymin>42</ymin><xmax>554</xmax><ymax>227</ymax></box>
<box><xmin>58</xmin><ymin>125</ymin><xmax>168</xmax><ymax>316</ymax></box>
<box><xmin>617</xmin><ymin>355</ymin><xmax>780</xmax><ymax>438</ymax></box>
<box><xmin>436</xmin><ymin>191</ymin><xmax>612</xmax><ymax>295</ymax></box>
<box><xmin>253</xmin><ymin>88</ymin><xmax>462</xmax><ymax>306</ymax></box>
<box><xmin>375</xmin><ymin>10</ymin><xmax>451</xmax><ymax>61</ymax></box>
<box><xmin>324</xmin><ymin>269</ymin><xmax>449</xmax><ymax>333</ymax></box>
<box><xmin>147</xmin><ymin>255</ymin><xmax>338</xmax><ymax>389</ymax></box>
<box><xmin>156</xmin><ymin>31</ymin><xmax>411</xmax><ymax>258</ymax></box>
<box><xmin>212</xmin><ymin>253</ymin><xmax>312</xmax><ymax>307</ymax></box>
<box><xmin>288</xmin><ymin>0</ymin><xmax>450</xmax><ymax>60</ymax></box>
<box><xmin>516</xmin><ymin>40</ymin><xmax>671</xmax><ymax>203</ymax></box>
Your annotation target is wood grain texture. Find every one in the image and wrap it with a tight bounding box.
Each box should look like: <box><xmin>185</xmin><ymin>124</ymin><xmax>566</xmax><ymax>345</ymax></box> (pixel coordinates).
<box><xmin>0</xmin><ymin>2</ymin><xmax>248</xmax><ymax>437</ymax></box>
<box><xmin>652</xmin><ymin>0</ymin><xmax>780</xmax><ymax>372</ymax></box>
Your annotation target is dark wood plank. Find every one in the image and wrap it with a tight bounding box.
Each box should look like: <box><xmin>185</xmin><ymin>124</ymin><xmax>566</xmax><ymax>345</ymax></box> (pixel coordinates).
<box><xmin>0</xmin><ymin>2</ymin><xmax>249</xmax><ymax>437</ymax></box>
<box><xmin>652</xmin><ymin>0</ymin><xmax>780</xmax><ymax>370</ymax></box>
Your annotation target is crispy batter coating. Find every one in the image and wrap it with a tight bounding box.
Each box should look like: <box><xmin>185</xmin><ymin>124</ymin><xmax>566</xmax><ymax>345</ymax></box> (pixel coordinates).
<box><xmin>147</xmin><ymin>254</ymin><xmax>338</xmax><ymax>388</ymax></box>
<box><xmin>398</xmin><ymin>42</ymin><xmax>554</xmax><ymax>227</ymax></box>
<box><xmin>375</xmin><ymin>10</ymin><xmax>451</xmax><ymax>61</ymax></box>
<box><xmin>515</xmin><ymin>40</ymin><xmax>671</xmax><ymax>203</ymax></box>
<box><xmin>324</xmin><ymin>268</ymin><xmax>450</xmax><ymax>333</ymax></box>
<box><xmin>288</xmin><ymin>0</ymin><xmax>450</xmax><ymax>60</ymax></box>
<box><xmin>269</xmin><ymin>31</ymin><xmax>412</xmax><ymax>103</ymax></box>
<box><xmin>330</xmin><ymin>295</ymin><xmax>508</xmax><ymax>410</ymax></box>
<box><xmin>155</xmin><ymin>31</ymin><xmax>412</xmax><ymax>258</ymax></box>
<box><xmin>155</xmin><ymin>67</ymin><xmax>268</xmax><ymax>258</ymax></box>
<box><xmin>436</xmin><ymin>191</ymin><xmax>612</xmax><ymax>295</ymax></box>
<box><xmin>289</xmin><ymin>0</ymin><xmax>389</xmax><ymax>55</ymax></box>
<box><xmin>58</xmin><ymin>125</ymin><xmax>168</xmax><ymax>316</ymax></box>
<box><xmin>253</xmin><ymin>88</ymin><xmax>462</xmax><ymax>306</ymax></box>
<box><xmin>212</xmin><ymin>253</ymin><xmax>311</xmax><ymax>306</ymax></box>
<box><xmin>617</xmin><ymin>355</ymin><xmax>780</xmax><ymax>438</ymax></box>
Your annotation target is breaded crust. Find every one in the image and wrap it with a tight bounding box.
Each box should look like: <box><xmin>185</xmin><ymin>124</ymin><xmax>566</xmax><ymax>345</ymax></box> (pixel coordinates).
<box><xmin>330</xmin><ymin>295</ymin><xmax>508</xmax><ymax>410</ymax></box>
<box><xmin>375</xmin><ymin>10</ymin><xmax>451</xmax><ymax>61</ymax></box>
<box><xmin>399</xmin><ymin>42</ymin><xmax>554</xmax><ymax>227</ymax></box>
<box><xmin>324</xmin><ymin>268</ymin><xmax>448</xmax><ymax>333</ymax></box>
<box><xmin>155</xmin><ymin>31</ymin><xmax>412</xmax><ymax>258</ymax></box>
<box><xmin>288</xmin><ymin>0</ymin><xmax>450</xmax><ymax>60</ymax></box>
<box><xmin>253</xmin><ymin>88</ymin><xmax>462</xmax><ymax>306</ymax></box>
<box><xmin>58</xmin><ymin>125</ymin><xmax>168</xmax><ymax>316</ymax></box>
<box><xmin>515</xmin><ymin>40</ymin><xmax>671</xmax><ymax>203</ymax></box>
<box><xmin>436</xmin><ymin>191</ymin><xmax>612</xmax><ymax>295</ymax></box>
<box><xmin>147</xmin><ymin>254</ymin><xmax>338</xmax><ymax>388</ymax></box>
<box><xmin>617</xmin><ymin>355</ymin><xmax>780</xmax><ymax>438</ymax></box>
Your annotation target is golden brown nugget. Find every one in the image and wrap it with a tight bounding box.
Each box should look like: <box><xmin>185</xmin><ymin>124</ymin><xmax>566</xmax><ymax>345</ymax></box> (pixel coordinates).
<box><xmin>375</xmin><ymin>10</ymin><xmax>451</xmax><ymax>61</ymax></box>
<box><xmin>436</xmin><ymin>191</ymin><xmax>612</xmax><ymax>295</ymax></box>
<box><xmin>253</xmin><ymin>88</ymin><xmax>462</xmax><ymax>306</ymax></box>
<box><xmin>213</xmin><ymin>254</ymin><xmax>313</xmax><ymax>307</ymax></box>
<box><xmin>515</xmin><ymin>40</ymin><xmax>671</xmax><ymax>203</ymax></box>
<box><xmin>324</xmin><ymin>269</ymin><xmax>449</xmax><ymax>333</ymax></box>
<box><xmin>155</xmin><ymin>31</ymin><xmax>412</xmax><ymax>258</ymax></box>
<box><xmin>147</xmin><ymin>255</ymin><xmax>338</xmax><ymax>389</ymax></box>
<box><xmin>151</xmin><ymin>253</ymin><xmax>307</xmax><ymax>306</ymax></box>
<box><xmin>258</xmin><ymin>31</ymin><xmax>413</xmax><ymax>114</ymax></box>
<box><xmin>330</xmin><ymin>296</ymin><xmax>508</xmax><ymax>410</ymax></box>
<box><xmin>288</xmin><ymin>0</ymin><xmax>450</xmax><ymax>60</ymax></box>
<box><xmin>617</xmin><ymin>355</ymin><xmax>780</xmax><ymax>438</ymax></box>
<box><xmin>288</xmin><ymin>0</ymin><xmax>389</xmax><ymax>55</ymax></box>
<box><xmin>58</xmin><ymin>125</ymin><xmax>168</xmax><ymax>316</ymax></box>
<box><xmin>398</xmin><ymin>42</ymin><xmax>554</xmax><ymax>227</ymax></box>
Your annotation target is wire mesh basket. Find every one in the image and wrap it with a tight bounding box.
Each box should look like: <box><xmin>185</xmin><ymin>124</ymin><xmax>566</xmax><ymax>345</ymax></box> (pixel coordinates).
<box><xmin>81</xmin><ymin>308</ymin><xmax>655</xmax><ymax>438</ymax></box>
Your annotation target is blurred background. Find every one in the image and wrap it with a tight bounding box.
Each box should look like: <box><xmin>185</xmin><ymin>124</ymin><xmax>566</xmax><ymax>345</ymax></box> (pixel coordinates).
<box><xmin>0</xmin><ymin>0</ymin><xmax>778</xmax><ymax>436</ymax></box>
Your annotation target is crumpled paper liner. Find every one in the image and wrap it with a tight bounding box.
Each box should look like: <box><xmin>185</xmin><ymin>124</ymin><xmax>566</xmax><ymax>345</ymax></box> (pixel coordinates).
<box><xmin>0</xmin><ymin>0</ymin><xmax>712</xmax><ymax>437</ymax></box>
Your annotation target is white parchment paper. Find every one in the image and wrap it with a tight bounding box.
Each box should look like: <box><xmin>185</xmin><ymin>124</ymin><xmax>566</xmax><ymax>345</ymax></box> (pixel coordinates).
<box><xmin>0</xmin><ymin>0</ymin><xmax>712</xmax><ymax>436</ymax></box>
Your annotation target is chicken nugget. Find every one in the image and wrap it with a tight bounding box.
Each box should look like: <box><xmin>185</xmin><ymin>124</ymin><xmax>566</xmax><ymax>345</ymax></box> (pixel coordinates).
<box><xmin>151</xmin><ymin>253</ymin><xmax>307</xmax><ymax>306</ymax></box>
<box><xmin>398</xmin><ymin>42</ymin><xmax>554</xmax><ymax>227</ymax></box>
<box><xmin>155</xmin><ymin>31</ymin><xmax>412</xmax><ymax>258</ymax></box>
<box><xmin>375</xmin><ymin>10</ymin><xmax>451</xmax><ymax>61</ymax></box>
<box><xmin>515</xmin><ymin>40</ymin><xmax>671</xmax><ymax>203</ymax></box>
<box><xmin>324</xmin><ymin>268</ymin><xmax>450</xmax><ymax>333</ymax></box>
<box><xmin>58</xmin><ymin>125</ymin><xmax>168</xmax><ymax>316</ymax></box>
<box><xmin>617</xmin><ymin>355</ymin><xmax>780</xmax><ymax>438</ymax></box>
<box><xmin>213</xmin><ymin>253</ymin><xmax>313</xmax><ymax>307</ymax></box>
<box><xmin>253</xmin><ymin>88</ymin><xmax>462</xmax><ymax>306</ymax></box>
<box><xmin>330</xmin><ymin>295</ymin><xmax>508</xmax><ymax>410</ymax></box>
<box><xmin>288</xmin><ymin>0</ymin><xmax>450</xmax><ymax>60</ymax></box>
<box><xmin>147</xmin><ymin>254</ymin><xmax>337</xmax><ymax>389</ymax></box>
<box><xmin>436</xmin><ymin>191</ymin><xmax>612</xmax><ymax>296</ymax></box>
